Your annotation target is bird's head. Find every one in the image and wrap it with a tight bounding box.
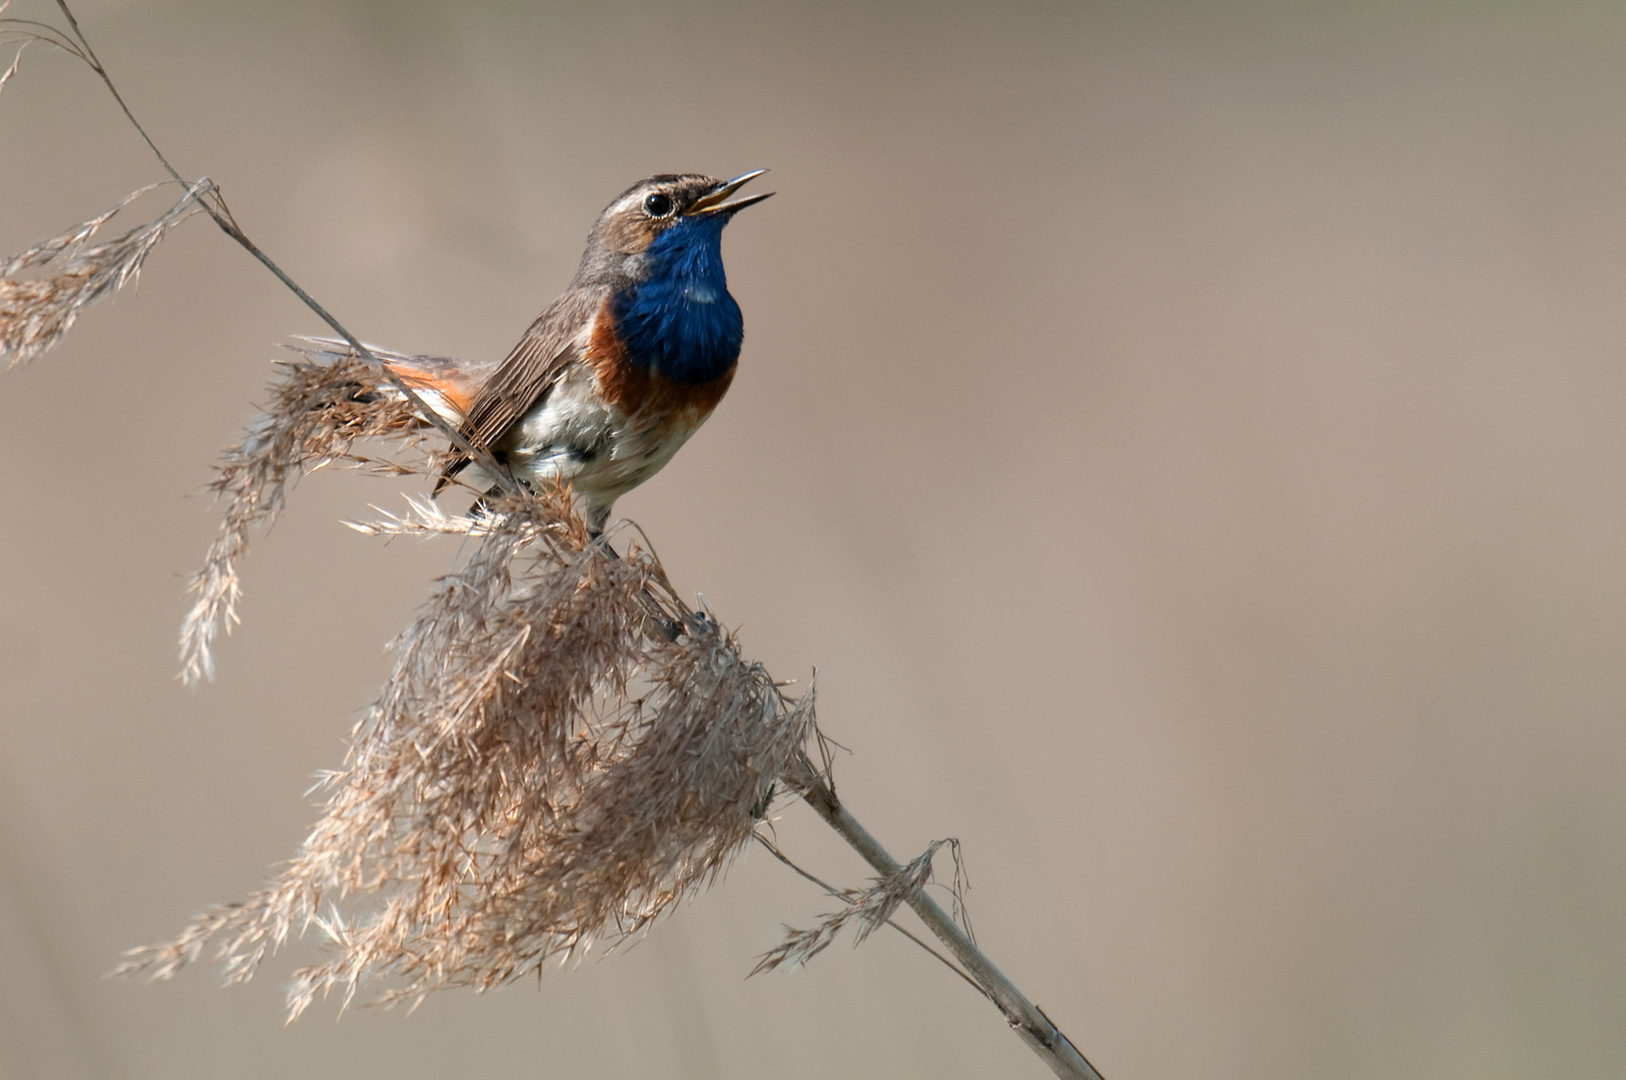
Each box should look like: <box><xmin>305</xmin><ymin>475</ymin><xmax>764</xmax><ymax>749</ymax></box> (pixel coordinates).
<box><xmin>578</xmin><ymin>171</ymin><xmax>772</xmax><ymax>285</ymax></box>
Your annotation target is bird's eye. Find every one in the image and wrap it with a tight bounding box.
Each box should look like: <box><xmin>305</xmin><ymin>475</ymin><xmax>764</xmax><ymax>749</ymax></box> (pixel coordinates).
<box><xmin>643</xmin><ymin>192</ymin><xmax>675</xmax><ymax>218</ymax></box>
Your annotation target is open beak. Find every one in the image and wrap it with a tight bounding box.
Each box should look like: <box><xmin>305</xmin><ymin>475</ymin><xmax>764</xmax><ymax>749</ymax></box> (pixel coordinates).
<box><xmin>685</xmin><ymin>169</ymin><xmax>774</xmax><ymax>217</ymax></box>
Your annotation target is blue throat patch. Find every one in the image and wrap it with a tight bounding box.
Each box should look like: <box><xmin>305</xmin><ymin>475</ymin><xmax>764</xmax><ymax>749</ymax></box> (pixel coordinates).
<box><xmin>611</xmin><ymin>215</ymin><xmax>744</xmax><ymax>385</ymax></box>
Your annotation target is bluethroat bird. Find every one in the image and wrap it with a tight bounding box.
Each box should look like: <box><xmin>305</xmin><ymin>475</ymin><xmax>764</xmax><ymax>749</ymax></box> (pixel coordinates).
<box><xmin>385</xmin><ymin>171</ymin><xmax>772</xmax><ymax>532</ymax></box>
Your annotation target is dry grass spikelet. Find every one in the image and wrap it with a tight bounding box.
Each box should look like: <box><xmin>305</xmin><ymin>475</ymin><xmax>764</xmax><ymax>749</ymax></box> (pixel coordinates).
<box><xmin>0</xmin><ymin>180</ymin><xmax>209</xmax><ymax>370</ymax></box>
<box><xmin>177</xmin><ymin>342</ymin><xmax>435</xmax><ymax>684</ymax></box>
<box><xmin>124</xmin><ymin>353</ymin><xmax>816</xmax><ymax>1016</ymax></box>
<box><xmin>752</xmin><ymin>839</ymin><xmax>966</xmax><ymax>974</ymax></box>
<box><xmin>0</xmin><ymin>3</ymin><xmax>42</xmax><ymax>98</ymax></box>
<box><xmin>0</xmin><ymin>43</ymin><xmax>22</xmax><ymax>94</ymax></box>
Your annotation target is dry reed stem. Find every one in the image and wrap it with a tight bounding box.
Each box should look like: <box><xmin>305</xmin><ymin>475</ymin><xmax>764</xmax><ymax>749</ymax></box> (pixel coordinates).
<box><xmin>123</xmin><ymin>356</ymin><xmax>817</xmax><ymax>1017</ymax></box>
<box><xmin>0</xmin><ymin>180</ymin><xmax>209</xmax><ymax>369</ymax></box>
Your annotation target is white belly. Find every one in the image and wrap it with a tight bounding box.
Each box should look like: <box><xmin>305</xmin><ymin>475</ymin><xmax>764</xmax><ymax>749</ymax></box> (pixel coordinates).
<box><xmin>493</xmin><ymin>364</ymin><xmax>700</xmax><ymax>528</ymax></box>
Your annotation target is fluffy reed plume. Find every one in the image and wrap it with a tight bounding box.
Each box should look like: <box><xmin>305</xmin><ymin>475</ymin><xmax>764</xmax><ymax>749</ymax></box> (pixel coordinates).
<box><xmin>126</xmin><ymin>352</ymin><xmax>815</xmax><ymax>1016</ymax></box>
<box><xmin>754</xmin><ymin>839</ymin><xmax>966</xmax><ymax>973</ymax></box>
<box><xmin>0</xmin><ymin>180</ymin><xmax>210</xmax><ymax>369</ymax></box>
<box><xmin>177</xmin><ymin>343</ymin><xmax>437</xmax><ymax>684</ymax></box>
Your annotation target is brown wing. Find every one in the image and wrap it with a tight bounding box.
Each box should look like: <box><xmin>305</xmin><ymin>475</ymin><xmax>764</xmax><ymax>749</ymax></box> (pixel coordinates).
<box><xmin>441</xmin><ymin>286</ymin><xmax>605</xmax><ymax>486</ymax></box>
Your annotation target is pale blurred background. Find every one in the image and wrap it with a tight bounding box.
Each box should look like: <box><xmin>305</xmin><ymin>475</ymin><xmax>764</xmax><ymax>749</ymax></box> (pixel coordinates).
<box><xmin>3</xmin><ymin>1</ymin><xmax>1625</xmax><ymax>1077</ymax></box>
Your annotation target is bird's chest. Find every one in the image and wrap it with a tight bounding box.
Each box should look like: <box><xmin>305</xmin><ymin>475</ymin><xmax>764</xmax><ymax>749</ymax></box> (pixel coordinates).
<box><xmin>503</xmin><ymin>314</ymin><xmax>734</xmax><ymax>498</ymax></box>
<box><xmin>587</xmin><ymin>312</ymin><xmax>734</xmax><ymax>492</ymax></box>
<box><xmin>605</xmin><ymin>258</ymin><xmax>743</xmax><ymax>383</ymax></box>
<box><xmin>586</xmin><ymin>301</ymin><xmax>736</xmax><ymax>424</ymax></box>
